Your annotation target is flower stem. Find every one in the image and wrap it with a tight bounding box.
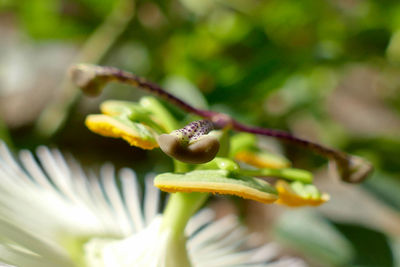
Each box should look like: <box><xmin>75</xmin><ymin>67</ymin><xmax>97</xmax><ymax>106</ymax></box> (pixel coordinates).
<box><xmin>161</xmin><ymin>192</ymin><xmax>209</xmax><ymax>267</ymax></box>
<box><xmin>174</xmin><ymin>160</ymin><xmax>190</xmax><ymax>173</ymax></box>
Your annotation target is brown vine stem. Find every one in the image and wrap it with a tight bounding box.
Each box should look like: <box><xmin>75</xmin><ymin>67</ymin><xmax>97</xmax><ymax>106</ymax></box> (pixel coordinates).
<box><xmin>34</xmin><ymin>0</ymin><xmax>135</xmax><ymax>138</ymax></box>
<box><xmin>70</xmin><ymin>64</ymin><xmax>373</xmax><ymax>183</ymax></box>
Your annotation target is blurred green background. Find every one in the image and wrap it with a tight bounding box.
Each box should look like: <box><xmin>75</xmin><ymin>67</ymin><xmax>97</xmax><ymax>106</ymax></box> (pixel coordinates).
<box><xmin>1</xmin><ymin>0</ymin><xmax>400</xmax><ymax>266</ymax></box>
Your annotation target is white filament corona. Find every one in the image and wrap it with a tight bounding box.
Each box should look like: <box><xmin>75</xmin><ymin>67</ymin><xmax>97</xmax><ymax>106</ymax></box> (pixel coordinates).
<box><xmin>0</xmin><ymin>141</ymin><xmax>307</xmax><ymax>267</ymax></box>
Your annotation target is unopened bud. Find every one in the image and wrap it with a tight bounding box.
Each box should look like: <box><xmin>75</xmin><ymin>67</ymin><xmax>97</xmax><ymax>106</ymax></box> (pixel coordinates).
<box><xmin>330</xmin><ymin>155</ymin><xmax>374</xmax><ymax>183</ymax></box>
<box><xmin>69</xmin><ymin>64</ymin><xmax>111</xmax><ymax>96</ymax></box>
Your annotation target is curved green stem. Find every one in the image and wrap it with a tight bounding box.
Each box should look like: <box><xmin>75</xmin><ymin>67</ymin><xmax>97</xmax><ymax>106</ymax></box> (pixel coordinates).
<box><xmin>161</xmin><ymin>192</ymin><xmax>209</xmax><ymax>267</ymax></box>
<box><xmin>173</xmin><ymin>160</ymin><xmax>191</xmax><ymax>173</ymax></box>
<box><xmin>162</xmin><ymin>192</ymin><xmax>209</xmax><ymax>238</ymax></box>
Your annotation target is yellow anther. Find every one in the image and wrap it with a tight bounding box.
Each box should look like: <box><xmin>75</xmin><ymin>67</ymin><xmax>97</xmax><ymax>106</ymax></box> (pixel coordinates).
<box><xmin>275</xmin><ymin>180</ymin><xmax>329</xmax><ymax>207</ymax></box>
<box><xmin>155</xmin><ymin>181</ymin><xmax>278</xmax><ymax>204</ymax></box>
<box><xmin>235</xmin><ymin>151</ymin><xmax>290</xmax><ymax>169</ymax></box>
<box><xmin>85</xmin><ymin>114</ymin><xmax>159</xmax><ymax>150</ymax></box>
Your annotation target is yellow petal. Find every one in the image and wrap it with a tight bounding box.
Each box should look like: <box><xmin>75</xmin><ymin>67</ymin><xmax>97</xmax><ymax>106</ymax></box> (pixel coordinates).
<box><xmin>85</xmin><ymin>114</ymin><xmax>159</xmax><ymax>149</ymax></box>
<box><xmin>235</xmin><ymin>150</ymin><xmax>290</xmax><ymax>169</ymax></box>
<box><xmin>275</xmin><ymin>180</ymin><xmax>329</xmax><ymax>207</ymax></box>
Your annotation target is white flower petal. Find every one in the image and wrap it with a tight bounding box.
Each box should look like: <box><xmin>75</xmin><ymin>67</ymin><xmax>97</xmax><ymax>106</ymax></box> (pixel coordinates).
<box><xmin>185</xmin><ymin>209</ymin><xmax>215</xmax><ymax>236</ymax></box>
<box><xmin>144</xmin><ymin>174</ymin><xmax>160</xmax><ymax>225</ymax></box>
<box><xmin>0</xmin><ymin>218</ymin><xmax>72</xmax><ymax>265</ymax></box>
<box><xmin>85</xmin><ymin>217</ymin><xmax>168</xmax><ymax>267</ymax></box>
<box><xmin>100</xmin><ymin>164</ymin><xmax>133</xmax><ymax>235</ymax></box>
<box><xmin>0</xmin><ymin>142</ymin><xmax>306</xmax><ymax>267</ymax></box>
<box><xmin>0</xmin><ymin>143</ymin><xmax>141</xmax><ymax>266</ymax></box>
<box><xmin>188</xmin><ymin>215</ymin><xmax>239</xmax><ymax>251</ymax></box>
<box><xmin>0</xmin><ymin>244</ymin><xmax>63</xmax><ymax>267</ymax></box>
<box><xmin>120</xmin><ymin>168</ymin><xmax>145</xmax><ymax>231</ymax></box>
